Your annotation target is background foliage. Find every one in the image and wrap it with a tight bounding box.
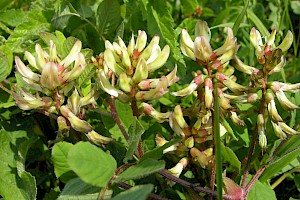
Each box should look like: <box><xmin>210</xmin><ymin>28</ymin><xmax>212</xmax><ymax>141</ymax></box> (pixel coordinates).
<box><xmin>0</xmin><ymin>0</ymin><xmax>300</xmax><ymax>199</ymax></box>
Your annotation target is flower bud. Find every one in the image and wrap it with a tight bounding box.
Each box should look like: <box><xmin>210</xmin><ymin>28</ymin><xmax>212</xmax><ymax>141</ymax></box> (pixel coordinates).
<box><xmin>141</xmin><ymin>102</ymin><xmax>170</xmax><ymax>123</ymax></box>
<box><xmin>184</xmin><ymin>136</ymin><xmax>194</xmax><ymax>148</ymax></box>
<box><xmin>171</xmin><ymin>74</ymin><xmax>203</xmax><ymax>97</ymax></box>
<box><xmin>195</xmin><ymin>20</ymin><xmax>211</xmax><ymax>41</ymax></box>
<box><xmin>98</xmin><ymin>70</ymin><xmax>126</xmax><ymax>98</ymax></box>
<box><xmin>57</xmin><ymin>116</ymin><xmax>70</xmax><ymax>135</ymax></box>
<box><xmin>121</xmin><ymin>48</ymin><xmax>132</xmax><ymax>72</ymax></box>
<box><xmin>233</xmin><ymin>55</ymin><xmax>260</xmax><ymax>75</ymax></box>
<box><xmin>213</xmin><ymin>28</ymin><xmax>235</xmax><ymax>57</ymax></box>
<box><xmin>136</xmin><ymin>76</ymin><xmax>168</xmax><ymax>101</ymax></box>
<box><xmin>141</xmin><ymin>35</ymin><xmax>160</xmax><ymax>61</ymax></box>
<box><xmin>278</xmin><ymin>122</ymin><xmax>300</xmax><ymax>135</ymax></box>
<box><xmin>132</xmin><ymin>57</ymin><xmax>148</xmax><ymax>84</ymax></box>
<box><xmin>119</xmin><ymin>72</ymin><xmax>132</xmax><ymax>93</ymax></box>
<box><xmin>230</xmin><ymin>111</ymin><xmax>245</xmax><ymax>126</ymax></box>
<box><xmin>60</xmin><ymin>105</ymin><xmax>93</xmax><ymax>133</ymax></box>
<box><xmin>155</xmin><ymin>134</ymin><xmax>177</xmax><ymax>153</ymax></box>
<box><xmin>147</xmin><ymin>45</ymin><xmax>170</xmax><ymax>72</ymax></box>
<box><xmin>180</xmin><ymin>39</ymin><xmax>196</xmax><ymax>60</ymax></box>
<box><xmin>62</xmin><ymin>52</ymin><xmax>86</xmax><ymax>82</ymax></box>
<box><xmin>181</xmin><ymin>29</ymin><xmax>194</xmax><ymax>50</ymax></box>
<box><xmin>24</xmin><ymin>51</ymin><xmax>39</xmax><ymax>71</ymax></box>
<box><xmin>266</xmin><ymin>28</ymin><xmax>277</xmax><ymax>46</ymax></box>
<box><xmin>167</xmin><ymin>157</ymin><xmax>188</xmax><ymax>181</ymax></box>
<box><xmin>127</xmin><ymin>34</ymin><xmax>135</xmax><ymax>56</ymax></box>
<box><xmin>271</xmin><ymin>121</ymin><xmax>287</xmax><ymax>139</ymax></box>
<box><xmin>250</xmin><ymin>28</ymin><xmax>263</xmax><ymax>52</ymax></box>
<box><xmin>194</xmin><ymin>36</ymin><xmax>212</xmax><ymax>62</ymax></box>
<box><xmin>49</xmin><ymin>40</ymin><xmax>58</xmax><ymax>62</ymax></box>
<box><xmin>35</xmin><ymin>43</ymin><xmax>47</xmax><ymax>70</ymax></box>
<box><xmin>257</xmin><ymin>114</ymin><xmax>267</xmax><ymax>148</ymax></box>
<box><xmin>273</xmin><ymin>88</ymin><xmax>299</xmax><ymax>110</ymax></box>
<box><xmin>276</xmin><ymin>30</ymin><xmax>293</xmax><ymax>52</ymax></box>
<box><xmin>104</xmin><ymin>49</ymin><xmax>124</xmax><ymax>76</ymax></box>
<box><xmin>190</xmin><ymin>147</ymin><xmax>213</xmax><ymax>168</ymax></box>
<box><xmin>216</xmin><ymin>72</ymin><xmax>249</xmax><ymax>94</ymax></box>
<box><xmin>68</xmin><ymin>89</ymin><xmax>81</xmax><ymax>115</ymax></box>
<box><xmin>59</xmin><ymin>40</ymin><xmax>82</xmax><ymax>68</ymax></box>
<box><xmin>86</xmin><ymin>130</ymin><xmax>114</xmax><ymax>145</ymax></box>
<box><xmin>266</xmin><ymin>92</ymin><xmax>282</xmax><ymax>122</ymax></box>
<box><xmin>118</xmin><ymin>36</ymin><xmax>127</xmax><ymax>49</ymax></box>
<box><xmin>135</xmin><ymin>30</ymin><xmax>147</xmax><ymax>52</ymax></box>
<box><xmin>269</xmin><ymin>55</ymin><xmax>285</xmax><ymax>74</ymax></box>
<box><xmin>40</xmin><ymin>62</ymin><xmax>60</xmax><ymax>90</ymax></box>
<box><xmin>15</xmin><ymin>56</ymin><xmax>40</xmax><ymax>82</ymax></box>
<box><xmin>271</xmin><ymin>81</ymin><xmax>300</xmax><ymax>93</ymax></box>
<box><xmin>204</xmin><ymin>78</ymin><xmax>213</xmax><ymax>109</ymax></box>
<box><xmin>174</xmin><ymin>105</ymin><xmax>190</xmax><ymax>133</ymax></box>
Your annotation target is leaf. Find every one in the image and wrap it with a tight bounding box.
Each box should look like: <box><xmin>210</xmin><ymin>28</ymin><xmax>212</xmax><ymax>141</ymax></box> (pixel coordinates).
<box><xmin>0</xmin><ymin>129</ymin><xmax>37</xmax><ymax>200</ymax></box>
<box><xmin>291</xmin><ymin>1</ymin><xmax>300</xmax><ymax>15</ymax></box>
<box><xmin>232</xmin><ymin>0</ymin><xmax>249</xmax><ymax>35</ymax></box>
<box><xmin>52</xmin><ymin>142</ymin><xmax>77</xmax><ymax>183</ymax></box>
<box><xmin>61</xmin><ymin>36</ymin><xmax>78</xmax><ymax>59</ymax></box>
<box><xmin>114</xmin><ymin>159</ymin><xmax>165</xmax><ymax>183</ymax></box>
<box><xmin>180</xmin><ymin>0</ymin><xmax>198</xmax><ymax>16</ymax></box>
<box><xmin>124</xmin><ymin>117</ymin><xmax>145</xmax><ymax>162</ymax></box>
<box><xmin>247</xmin><ymin>179</ymin><xmax>276</xmax><ymax>200</ymax></box>
<box><xmin>259</xmin><ymin>146</ymin><xmax>300</xmax><ymax>182</ymax></box>
<box><xmin>247</xmin><ymin>9</ymin><xmax>270</xmax><ymax>37</ymax></box>
<box><xmin>221</xmin><ymin>142</ymin><xmax>241</xmax><ymax>170</ymax></box>
<box><xmin>0</xmin><ymin>50</ymin><xmax>12</xmax><ymax>82</ymax></box>
<box><xmin>52</xmin><ymin>4</ymin><xmax>77</xmax><ymax>30</ymax></box>
<box><xmin>111</xmin><ymin>184</ymin><xmax>154</xmax><ymax>200</ymax></box>
<box><xmin>58</xmin><ymin>177</ymin><xmax>99</xmax><ymax>198</ymax></box>
<box><xmin>142</xmin><ymin>0</ymin><xmax>186</xmax><ymax>78</ymax></box>
<box><xmin>6</xmin><ymin>10</ymin><xmax>51</xmax><ymax>53</ymax></box>
<box><xmin>0</xmin><ymin>9</ymin><xmax>27</xmax><ymax>27</ymax></box>
<box><xmin>68</xmin><ymin>142</ymin><xmax>117</xmax><ymax>187</ymax></box>
<box><xmin>96</xmin><ymin>0</ymin><xmax>121</xmax><ymax>35</ymax></box>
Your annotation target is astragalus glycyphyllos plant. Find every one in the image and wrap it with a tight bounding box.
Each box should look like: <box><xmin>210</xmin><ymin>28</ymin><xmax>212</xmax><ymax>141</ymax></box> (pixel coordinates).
<box><xmin>12</xmin><ymin>34</ymin><xmax>113</xmax><ymax>145</ymax></box>
<box><xmin>3</xmin><ymin>20</ymin><xmax>299</xmax><ymax>200</ymax></box>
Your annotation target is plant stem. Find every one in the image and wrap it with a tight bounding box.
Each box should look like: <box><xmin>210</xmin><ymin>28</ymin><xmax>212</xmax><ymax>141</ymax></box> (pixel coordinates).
<box><xmin>158</xmin><ymin>169</ymin><xmax>231</xmax><ymax>199</ymax></box>
<box><xmin>0</xmin><ymin>83</ymin><xmax>12</xmax><ymax>95</ymax></box>
<box><xmin>87</xmin><ymin>104</ymin><xmax>112</xmax><ymax>117</ymax></box>
<box><xmin>131</xmin><ymin>97</ymin><xmax>144</xmax><ymax>157</ymax></box>
<box><xmin>244</xmin><ymin>166</ymin><xmax>266</xmax><ymax>196</ymax></box>
<box><xmin>213</xmin><ymin>77</ymin><xmax>222</xmax><ymax>200</ymax></box>
<box><xmin>108</xmin><ymin>95</ymin><xmax>130</xmax><ymax>142</ymax></box>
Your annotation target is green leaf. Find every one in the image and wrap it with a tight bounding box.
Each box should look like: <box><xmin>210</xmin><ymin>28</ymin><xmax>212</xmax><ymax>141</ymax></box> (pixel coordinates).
<box><xmin>247</xmin><ymin>9</ymin><xmax>270</xmax><ymax>37</ymax></box>
<box><xmin>111</xmin><ymin>184</ymin><xmax>154</xmax><ymax>200</ymax></box>
<box><xmin>6</xmin><ymin>10</ymin><xmax>51</xmax><ymax>53</ymax></box>
<box><xmin>0</xmin><ymin>9</ymin><xmax>27</xmax><ymax>27</ymax></box>
<box><xmin>52</xmin><ymin>4</ymin><xmax>77</xmax><ymax>30</ymax></box>
<box><xmin>52</xmin><ymin>142</ymin><xmax>77</xmax><ymax>183</ymax></box>
<box><xmin>114</xmin><ymin>159</ymin><xmax>165</xmax><ymax>182</ymax></box>
<box><xmin>96</xmin><ymin>0</ymin><xmax>121</xmax><ymax>35</ymax></box>
<box><xmin>221</xmin><ymin>142</ymin><xmax>241</xmax><ymax>170</ymax></box>
<box><xmin>232</xmin><ymin>0</ymin><xmax>249</xmax><ymax>35</ymax></box>
<box><xmin>0</xmin><ymin>129</ymin><xmax>37</xmax><ymax>200</ymax></box>
<box><xmin>61</xmin><ymin>36</ymin><xmax>78</xmax><ymax>59</ymax></box>
<box><xmin>124</xmin><ymin>117</ymin><xmax>145</xmax><ymax>162</ymax></box>
<box><xmin>247</xmin><ymin>179</ymin><xmax>276</xmax><ymax>200</ymax></box>
<box><xmin>291</xmin><ymin>1</ymin><xmax>300</xmax><ymax>15</ymax></box>
<box><xmin>180</xmin><ymin>0</ymin><xmax>198</xmax><ymax>16</ymax></box>
<box><xmin>68</xmin><ymin>142</ymin><xmax>117</xmax><ymax>187</ymax></box>
<box><xmin>142</xmin><ymin>0</ymin><xmax>186</xmax><ymax>77</ymax></box>
<box><xmin>0</xmin><ymin>50</ymin><xmax>12</xmax><ymax>82</ymax></box>
<box><xmin>260</xmin><ymin>146</ymin><xmax>300</xmax><ymax>182</ymax></box>
<box><xmin>58</xmin><ymin>177</ymin><xmax>99</xmax><ymax>199</ymax></box>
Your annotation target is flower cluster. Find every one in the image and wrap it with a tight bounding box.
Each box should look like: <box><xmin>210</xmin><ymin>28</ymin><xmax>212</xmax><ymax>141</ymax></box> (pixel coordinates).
<box><xmin>141</xmin><ymin>21</ymin><xmax>298</xmax><ymax>179</ymax></box>
<box><xmin>93</xmin><ymin>31</ymin><xmax>179</xmax><ymax>103</ymax></box>
<box><xmin>13</xmin><ymin>38</ymin><xmax>112</xmax><ymax>145</ymax></box>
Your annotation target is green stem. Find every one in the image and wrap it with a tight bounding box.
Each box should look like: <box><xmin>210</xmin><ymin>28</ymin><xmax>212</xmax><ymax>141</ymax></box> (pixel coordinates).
<box><xmin>213</xmin><ymin>78</ymin><xmax>222</xmax><ymax>200</ymax></box>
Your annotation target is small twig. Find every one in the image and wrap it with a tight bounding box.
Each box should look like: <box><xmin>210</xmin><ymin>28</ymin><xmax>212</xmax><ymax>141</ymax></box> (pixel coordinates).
<box><xmin>108</xmin><ymin>95</ymin><xmax>130</xmax><ymax>142</ymax></box>
<box><xmin>35</xmin><ymin>109</ymin><xmax>58</xmax><ymax>119</ymax></box>
<box><xmin>158</xmin><ymin>169</ymin><xmax>232</xmax><ymax>199</ymax></box>
<box><xmin>88</xmin><ymin>104</ymin><xmax>112</xmax><ymax>117</ymax></box>
<box><xmin>244</xmin><ymin>166</ymin><xmax>266</xmax><ymax>196</ymax></box>
<box><xmin>0</xmin><ymin>83</ymin><xmax>12</xmax><ymax>95</ymax></box>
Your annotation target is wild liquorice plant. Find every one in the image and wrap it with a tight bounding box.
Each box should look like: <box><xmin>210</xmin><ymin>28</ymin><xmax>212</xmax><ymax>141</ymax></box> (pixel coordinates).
<box><xmin>2</xmin><ymin>18</ymin><xmax>299</xmax><ymax>200</ymax></box>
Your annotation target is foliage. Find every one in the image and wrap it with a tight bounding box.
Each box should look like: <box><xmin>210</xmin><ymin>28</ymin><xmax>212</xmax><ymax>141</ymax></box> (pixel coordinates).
<box><xmin>0</xmin><ymin>0</ymin><xmax>300</xmax><ymax>200</ymax></box>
